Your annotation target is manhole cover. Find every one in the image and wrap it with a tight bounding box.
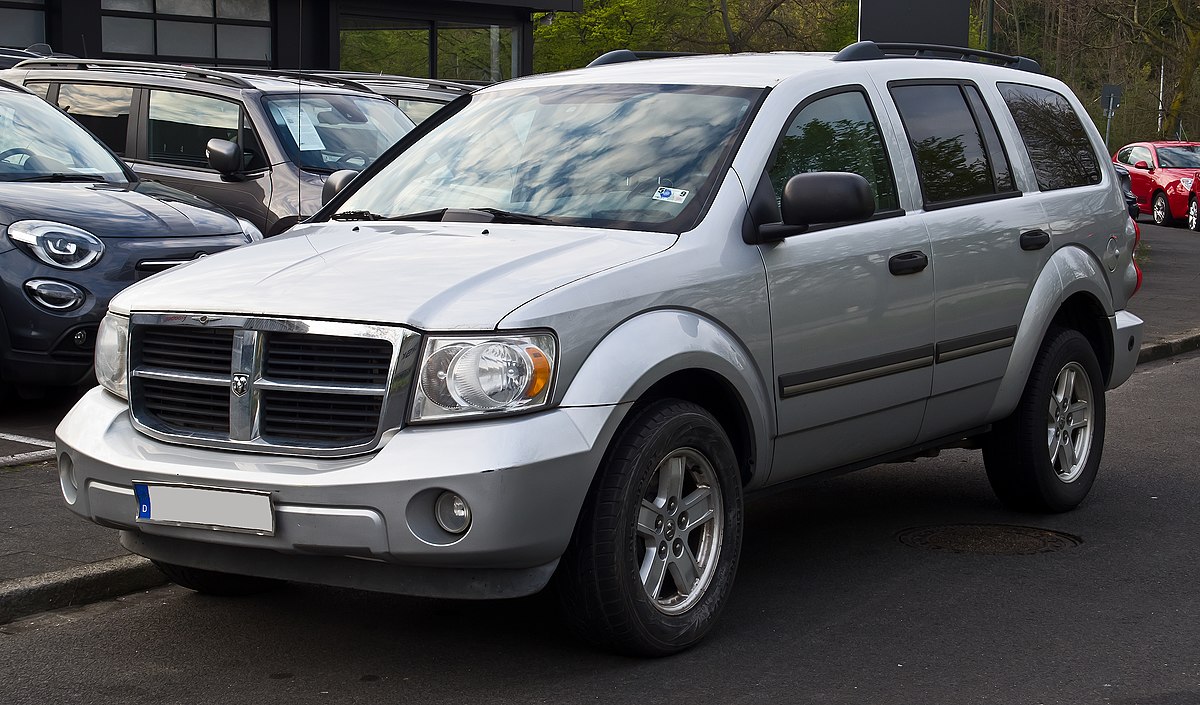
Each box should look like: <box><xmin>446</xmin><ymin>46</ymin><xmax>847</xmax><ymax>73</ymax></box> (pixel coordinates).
<box><xmin>897</xmin><ymin>524</ymin><xmax>1082</xmax><ymax>555</ymax></box>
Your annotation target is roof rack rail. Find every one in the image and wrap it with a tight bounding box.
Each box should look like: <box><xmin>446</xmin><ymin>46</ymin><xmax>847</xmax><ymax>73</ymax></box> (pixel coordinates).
<box><xmin>212</xmin><ymin>66</ymin><xmax>378</xmax><ymax>93</ymax></box>
<box><xmin>587</xmin><ymin>50</ymin><xmax>700</xmax><ymax>68</ymax></box>
<box><xmin>10</xmin><ymin>58</ymin><xmax>258</xmax><ymax>87</ymax></box>
<box><xmin>833</xmin><ymin>40</ymin><xmax>1042</xmax><ymax>74</ymax></box>
<box><xmin>315</xmin><ymin>71</ymin><xmax>475</xmax><ymax>93</ymax></box>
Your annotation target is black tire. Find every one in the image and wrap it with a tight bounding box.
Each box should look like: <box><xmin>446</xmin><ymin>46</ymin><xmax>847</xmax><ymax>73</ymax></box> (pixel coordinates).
<box><xmin>983</xmin><ymin>327</ymin><xmax>1106</xmax><ymax>513</ymax></box>
<box><xmin>1188</xmin><ymin>197</ymin><xmax>1199</xmax><ymax>232</ymax></box>
<box><xmin>1152</xmin><ymin>191</ymin><xmax>1173</xmax><ymax>226</ymax></box>
<box><xmin>153</xmin><ymin>560</ymin><xmax>281</xmax><ymax>596</ymax></box>
<box><xmin>556</xmin><ymin>399</ymin><xmax>743</xmax><ymax>656</ymax></box>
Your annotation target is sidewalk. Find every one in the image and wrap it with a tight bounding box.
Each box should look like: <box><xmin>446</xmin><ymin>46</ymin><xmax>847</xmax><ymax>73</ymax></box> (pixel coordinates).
<box><xmin>1</xmin><ymin>218</ymin><xmax>1197</xmax><ymax>623</ymax></box>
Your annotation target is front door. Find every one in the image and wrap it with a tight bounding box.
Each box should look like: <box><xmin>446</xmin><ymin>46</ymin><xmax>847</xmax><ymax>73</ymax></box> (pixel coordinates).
<box><xmin>760</xmin><ymin>87</ymin><xmax>935</xmax><ymax>483</ymax></box>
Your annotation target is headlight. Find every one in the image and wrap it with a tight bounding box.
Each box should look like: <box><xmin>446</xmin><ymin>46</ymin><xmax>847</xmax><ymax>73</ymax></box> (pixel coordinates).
<box><xmin>8</xmin><ymin>220</ymin><xmax>104</xmax><ymax>269</ymax></box>
<box><xmin>1181</xmin><ymin>177</ymin><xmax>1195</xmax><ymax>191</ymax></box>
<box><xmin>411</xmin><ymin>333</ymin><xmax>556</xmax><ymax>422</ymax></box>
<box><xmin>238</xmin><ymin>217</ymin><xmax>264</xmax><ymax>242</ymax></box>
<box><xmin>95</xmin><ymin>313</ymin><xmax>130</xmax><ymax>399</ymax></box>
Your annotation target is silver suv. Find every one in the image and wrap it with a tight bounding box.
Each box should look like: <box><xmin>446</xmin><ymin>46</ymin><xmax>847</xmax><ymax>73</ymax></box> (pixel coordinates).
<box><xmin>56</xmin><ymin>42</ymin><xmax>1143</xmax><ymax>656</ymax></box>
<box><xmin>0</xmin><ymin>59</ymin><xmax>414</xmax><ymax>236</ymax></box>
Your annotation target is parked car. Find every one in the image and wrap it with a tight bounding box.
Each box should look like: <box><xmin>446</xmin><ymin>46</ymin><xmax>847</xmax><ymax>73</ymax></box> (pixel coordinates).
<box><xmin>0</xmin><ymin>43</ymin><xmax>70</xmax><ymax>69</ymax></box>
<box><xmin>56</xmin><ymin>42</ymin><xmax>1142</xmax><ymax>656</ymax></box>
<box><xmin>0</xmin><ymin>59</ymin><xmax>415</xmax><ymax>236</ymax></box>
<box><xmin>0</xmin><ymin>79</ymin><xmax>258</xmax><ymax>398</ymax></box>
<box><xmin>1112</xmin><ymin>162</ymin><xmax>1140</xmax><ymax>219</ymax></box>
<box><xmin>1113</xmin><ymin>140</ymin><xmax>1200</xmax><ymax>226</ymax></box>
<box><xmin>1187</xmin><ymin>171</ymin><xmax>1200</xmax><ymax>232</ymax></box>
<box><xmin>311</xmin><ymin>72</ymin><xmax>475</xmax><ymax>124</ymax></box>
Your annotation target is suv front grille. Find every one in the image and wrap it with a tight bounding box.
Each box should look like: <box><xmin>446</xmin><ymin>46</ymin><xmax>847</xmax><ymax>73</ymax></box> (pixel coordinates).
<box><xmin>128</xmin><ymin>315</ymin><xmax>419</xmax><ymax>457</ymax></box>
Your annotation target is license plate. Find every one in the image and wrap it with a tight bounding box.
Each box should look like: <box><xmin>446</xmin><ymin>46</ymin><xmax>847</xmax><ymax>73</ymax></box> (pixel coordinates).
<box><xmin>133</xmin><ymin>482</ymin><xmax>274</xmax><ymax>535</ymax></box>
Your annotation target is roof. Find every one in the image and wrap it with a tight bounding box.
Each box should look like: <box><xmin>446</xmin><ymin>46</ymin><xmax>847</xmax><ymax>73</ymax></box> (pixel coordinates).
<box><xmin>507</xmin><ymin>52</ymin><xmax>840</xmax><ymax>90</ymax></box>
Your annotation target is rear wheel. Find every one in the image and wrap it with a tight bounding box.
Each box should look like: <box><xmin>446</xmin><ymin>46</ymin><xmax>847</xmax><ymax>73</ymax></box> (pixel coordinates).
<box><xmin>153</xmin><ymin>561</ymin><xmax>281</xmax><ymax>596</ymax></box>
<box><xmin>1188</xmin><ymin>197</ymin><xmax>1199</xmax><ymax>231</ymax></box>
<box><xmin>1152</xmin><ymin>192</ymin><xmax>1173</xmax><ymax>225</ymax></box>
<box><xmin>983</xmin><ymin>327</ymin><xmax>1106</xmax><ymax>512</ymax></box>
<box><xmin>556</xmin><ymin>399</ymin><xmax>743</xmax><ymax>656</ymax></box>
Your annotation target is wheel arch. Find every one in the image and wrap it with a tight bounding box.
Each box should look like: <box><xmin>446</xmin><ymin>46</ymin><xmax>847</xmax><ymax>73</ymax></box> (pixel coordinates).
<box><xmin>559</xmin><ymin>309</ymin><xmax>773</xmax><ymax>487</ymax></box>
<box><xmin>988</xmin><ymin>247</ymin><xmax>1116</xmax><ymax>420</ymax></box>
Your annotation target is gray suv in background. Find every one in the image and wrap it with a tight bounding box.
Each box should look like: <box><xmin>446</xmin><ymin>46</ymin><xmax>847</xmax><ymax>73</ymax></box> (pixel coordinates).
<box><xmin>0</xmin><ymin>59</ymin><xmax>414</xmax><ymax>236</ymax></box>
<box><xmin>56</xmin><ymin>42</ymin><xmax>1142</xmax><ymax>656</ymax></box>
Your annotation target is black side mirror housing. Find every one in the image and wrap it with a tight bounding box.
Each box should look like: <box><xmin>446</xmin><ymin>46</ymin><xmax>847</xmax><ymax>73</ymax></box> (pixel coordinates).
<box><xmin>206</xmin><ymin>138</ymin><xmax>243</xmax><ymax>176</ymax></box>
<box><xmin>755</xmin><ymin>172</ymin><xmax>875</xmax><ymax>242</ymax></box>
<box><xmin>322</xmin><ymin>169</ymin><xmax>359</xmax><ymax>206</ymax></box>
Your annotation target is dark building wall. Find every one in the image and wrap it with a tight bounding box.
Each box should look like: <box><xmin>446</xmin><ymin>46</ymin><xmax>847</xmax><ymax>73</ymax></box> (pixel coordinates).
<box><xmin>859</xmin><ymin>0</ymin><xmax>969</xmax><ymax>47</ymax></box>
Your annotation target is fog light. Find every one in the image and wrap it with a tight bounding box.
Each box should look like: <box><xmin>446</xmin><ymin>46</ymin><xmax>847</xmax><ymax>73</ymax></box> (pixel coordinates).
<box><xmin>434</xmin><ymin>491</ymin><xmax>471</xmax><ymax>534</ymax></box>
<box><xmin>58</xmin><ymin>453</ymin><xmax>77</xmax><ymax>504</ymax></box>
<box><xmin>73</xmin><ymin>330</ymin><xmax>88</xmax><ymax>346</ymax></box>
<box><xmin>24</xmin><ymin>279</ymin><xmax>85</xmax><ymax>311</ymax></box>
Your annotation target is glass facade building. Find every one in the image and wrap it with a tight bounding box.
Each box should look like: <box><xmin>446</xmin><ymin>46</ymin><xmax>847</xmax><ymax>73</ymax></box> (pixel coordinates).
<box><xmin>0</xmin><ymin>0</ymin><xmax>578</xmax><ymax>77</ymax></box>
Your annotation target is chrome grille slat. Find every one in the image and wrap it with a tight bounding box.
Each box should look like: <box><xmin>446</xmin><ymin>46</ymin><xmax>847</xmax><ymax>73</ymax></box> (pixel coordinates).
<box><xmin>127</xmin><ymin>314</ymin><xmax>419</xmax><ymax>457</ymax></box>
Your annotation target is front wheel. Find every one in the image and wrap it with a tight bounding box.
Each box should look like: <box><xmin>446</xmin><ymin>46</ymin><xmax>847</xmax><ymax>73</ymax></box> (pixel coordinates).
<box><xmin>1152</xmin><ymin>192</ymin><xmax>1173</xmax><ymax>225</ymax></box>
<box><xmin>1188</xmin><ymin>198</ymin><xmax>1199</xmax><ymax>232</ymax></box>
<box><xmin>556</xmin><ymin>399</ymin><xmax>743</xmax><ymax>656</ymax></box>
<box><xmin>983</xmin><ymin>327</ymin><xmax>1106</xmax><ymax>512</ymax></box>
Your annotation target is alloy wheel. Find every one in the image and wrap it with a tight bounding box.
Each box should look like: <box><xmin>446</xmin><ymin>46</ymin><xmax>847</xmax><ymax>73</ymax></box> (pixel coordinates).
<box><xmin>1046</xmin><ymin>361</ymin><xmax>1094</xmax><ymax>483</ymax></box>
<box><xmin>1189</xmin><ymin>199</ymin><xmax>1198</xmax><ymax>231</ymax></box>
<box><xmin>636</xmin><ymin>448</ymin><xmax>724</xmax><ymax>615</ymax></box>
<box><xmin>1153</xmin><ymin>195</ymin><xmax>1167</xmax><ymax>224</ymax></box>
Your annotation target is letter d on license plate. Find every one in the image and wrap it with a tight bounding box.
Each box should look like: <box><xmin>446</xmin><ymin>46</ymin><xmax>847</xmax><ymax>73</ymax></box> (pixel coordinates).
<box><xmin>133</xmin><ymin>482</ymin><xmax>274</xmax><ymax>535</ymax></box>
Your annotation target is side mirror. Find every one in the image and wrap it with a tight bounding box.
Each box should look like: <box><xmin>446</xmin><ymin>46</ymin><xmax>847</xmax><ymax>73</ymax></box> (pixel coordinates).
<box><xmin>206</xmin><ymin>139</ymin><xmax>243</xmax><ymax>175</ymax></box>
<box><xmin>1133</xmin><ymin>160</ymin><xmax>1152</xmax><ymax>171</ymax></box>
<box><xmin>758</xmin><ymin>172</ymin><xmax>874</xmax><ymax>241</ymax></box>
<box><xmin>322</xmin><ymin>169</ymin><xmax>359</xmax><ymax>206</ymax></box>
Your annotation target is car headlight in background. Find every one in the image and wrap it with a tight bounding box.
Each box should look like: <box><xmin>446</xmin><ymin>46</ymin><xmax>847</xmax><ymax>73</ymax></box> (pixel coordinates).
<box><xmin>1181</xmin><ymin>177</ymin><xmax>1195</xmax><ymax>191</ymax></box>
<box><xmin>95</xmin><ymin>313</ymin><xmax>130</xmax><ymax>400</ymax></box>
<box><xmin>8</xmin><ymin>220</ymin><xmax>105</xmax><ymax>269</ymax></box>
<box><xmin>411</xmin><ymin>333</ymin><xmax>556</xmax><ymax>422</ymax></box>
<box><xmin>237</xmin><ymin>217</ymin><xmax>264</xmax><ymax>242</ymax></box>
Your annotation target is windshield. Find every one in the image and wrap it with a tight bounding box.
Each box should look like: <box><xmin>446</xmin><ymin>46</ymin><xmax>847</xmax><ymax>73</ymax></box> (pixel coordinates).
<box><xmin>0</xmin><ymin>90</ymin><xmax>128</xmax><ymax>183</ymax></box>
<box><xmin>1157</xmin><ymin>146</ymin><xmax>1200</xmax><ymax>169</ymax></box>
<box><xmin>334</xmin><ymin>83</ymin><xmax>762</xmax><ymax>232</ymax></box>
<box><xmin>263</xmin><ymin>93</ymin><xmax>415</xmax><ymax>173</ymax></box>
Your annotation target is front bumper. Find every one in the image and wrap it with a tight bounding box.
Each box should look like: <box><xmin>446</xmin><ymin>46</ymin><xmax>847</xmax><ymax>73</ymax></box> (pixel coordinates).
<box><xmin>56</xmin><ymin>388</ymin><xmax>623</xmax><ymax>598</ymax></box>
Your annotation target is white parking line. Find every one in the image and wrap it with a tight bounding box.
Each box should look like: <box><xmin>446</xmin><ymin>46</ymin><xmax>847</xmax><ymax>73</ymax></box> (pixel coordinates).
<box><xmin>0</xmin><ymin>448</ymin><xmax>56</xmax><ymax>468</ymax></box>
<box><xmin>0</xmin><ymin>432</ymin><xmax>55</xmax><ymax>448</ymax></box>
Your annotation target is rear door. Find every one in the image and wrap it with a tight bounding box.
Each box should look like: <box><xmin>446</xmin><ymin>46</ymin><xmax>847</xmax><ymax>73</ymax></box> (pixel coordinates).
<box><xmin>884</xmin><ymin>80</ymin><xmax>1051</xmax><ymax>442</ymax></box>
<box><xmin>759</xmin><ymin>85</ymin><xmax>936</xmax><ymax>482</ymax></box>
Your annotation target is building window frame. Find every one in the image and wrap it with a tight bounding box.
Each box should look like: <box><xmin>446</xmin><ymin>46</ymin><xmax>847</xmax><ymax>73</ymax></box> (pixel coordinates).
<box><xmin>99</xmin><ymin>0</ymin><xmax>272</xmax><ymax>66</ymax></box>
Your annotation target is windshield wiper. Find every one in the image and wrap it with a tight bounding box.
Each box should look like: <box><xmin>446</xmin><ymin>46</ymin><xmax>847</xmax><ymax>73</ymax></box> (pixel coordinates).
<box><xmin>12</xmin><ymin>173</ymin><xmax>109</xmax><ymax>183</ymax></box>
<box><xmin>330</xmin><ymin>210</ymin><xmax>385</xmax><ymax>221</ymax></box>
<box><xmin>467</xmin><ymin>208</ymin><xmax>559</xmax><ymax>225</ymax></box>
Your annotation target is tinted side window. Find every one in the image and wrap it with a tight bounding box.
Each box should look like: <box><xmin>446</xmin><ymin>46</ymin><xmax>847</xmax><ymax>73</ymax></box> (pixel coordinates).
<box><xmin>56</xmin><ymin>83</ymin><xmax>134</xmax><ymax>155</ymax></box>
<box><xmin>1130</xmin><ymin>146</ymin><xmax>1152</xmax><ymax>166</ymax></box>
<box><xmin>998</xmin><ymin>82</ymin><xmax>1102</xmax><ymax>191</ymax></box>
<box><xmin>890</xmin><ymin>83</ymin><xmax>995</xmax><ymax>204</ymax></box>
<box><xmin>963</xmin><ymin>85</ymin><xmax>1015</xmax><ymax>193</ymax></box>
<box><xmin>768</xmin><ymin>90</ymin><xmax>899</xmax><ymax>213</ymax></box>
<box><xmin>1116</xmin><ymin>147</ymin><xmax>1133</xmax><ymax>165</ymax></box>
<box><xmin>148</xmin><ymin>90</ymin><xmax>241</xmax><ymax>169</ymax></box>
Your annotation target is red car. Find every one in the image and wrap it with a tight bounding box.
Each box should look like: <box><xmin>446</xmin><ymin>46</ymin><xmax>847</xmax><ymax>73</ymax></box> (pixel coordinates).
<box><xmin>1113</xmin><ymin>141</ymin><xmax>1200</xmax><ymax>227</ymax></box>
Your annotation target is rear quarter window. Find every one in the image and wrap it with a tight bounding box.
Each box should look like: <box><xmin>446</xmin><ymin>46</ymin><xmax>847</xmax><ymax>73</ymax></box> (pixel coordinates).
<box><xmin>998</xmin><ymin>82</ymin><xmax>1102</xmax><ymax>191</ymax></box>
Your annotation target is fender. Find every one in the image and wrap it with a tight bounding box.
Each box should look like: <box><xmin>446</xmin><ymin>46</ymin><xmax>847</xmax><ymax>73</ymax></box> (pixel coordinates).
<box><xmin>988</xmin><ymin>245</ymin><xmax>1115</xmax><ymax>420</ymax></box>
<box><xmin>559</xmin><ymin>309</ymin><xmax>775</xmax><ymax>486</ymax></box>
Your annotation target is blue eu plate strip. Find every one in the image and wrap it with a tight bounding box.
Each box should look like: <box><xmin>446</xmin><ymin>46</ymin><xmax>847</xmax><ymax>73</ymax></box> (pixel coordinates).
<box><xmin>133</xmin><ymin>483</ymin><xmax>151</xmax><ymax>520</ymax></box>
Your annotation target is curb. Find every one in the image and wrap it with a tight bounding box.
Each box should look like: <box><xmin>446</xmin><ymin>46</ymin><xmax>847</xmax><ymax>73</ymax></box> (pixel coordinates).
<box><xmin>1137</xmin><ymin>330</ymin><xmax>1200</xmax><ymax>364</ymax></box>
<box><xmin>0</xmin><ymin>554</ymin><xmax>167</xmax><ymax>625</ymax></box>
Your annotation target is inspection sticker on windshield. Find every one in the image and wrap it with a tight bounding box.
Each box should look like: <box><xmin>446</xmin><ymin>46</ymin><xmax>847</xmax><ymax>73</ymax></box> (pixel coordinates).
<box><xmin>652</xmin><ymin>187</ymin><xmax>690</xmax><ymax>204</ymax></box>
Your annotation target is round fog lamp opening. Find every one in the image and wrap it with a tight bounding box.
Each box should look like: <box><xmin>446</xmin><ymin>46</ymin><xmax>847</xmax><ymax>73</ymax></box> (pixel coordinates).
<box><xmin>434</xmin><ymin>491</ymin><xmax>472</xmax><ymax>534</ymax></box>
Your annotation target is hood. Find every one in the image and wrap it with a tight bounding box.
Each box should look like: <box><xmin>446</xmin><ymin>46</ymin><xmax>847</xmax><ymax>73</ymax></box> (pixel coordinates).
<box><xmin>112</xmin><ymin>221</ymin><xmax>676</xmax><ymax>330</ymax></box>
<box><xmin>0</xmin><ymin>181</ymin><xmax>240</xmax><ymax>237</ymax></box>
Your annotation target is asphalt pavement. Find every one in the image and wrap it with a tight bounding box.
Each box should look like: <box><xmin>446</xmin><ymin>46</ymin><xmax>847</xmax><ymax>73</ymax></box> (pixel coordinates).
<box><xmin>0</xmin><ymin>218</ymin><xmax>1198</xmax><ymax>629</ymax></box>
